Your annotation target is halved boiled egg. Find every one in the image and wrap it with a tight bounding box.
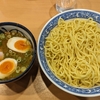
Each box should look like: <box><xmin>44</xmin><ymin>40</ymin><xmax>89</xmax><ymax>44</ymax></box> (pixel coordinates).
<box><xmin>0</xmin><ymin>58</ymin><xmax>17</xmax><ymax>79</ymax></box>
<box><xmin>7</xmin><ymin>37</ymin><xmax>31</xmax><ymax>53</ymax></box>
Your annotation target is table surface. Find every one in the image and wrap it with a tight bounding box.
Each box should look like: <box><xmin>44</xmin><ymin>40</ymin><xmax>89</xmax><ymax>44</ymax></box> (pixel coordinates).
<box><xmin>0</xmin><ymin>0</ymin><xmax>100</xmax><ymax>100</ymax></box>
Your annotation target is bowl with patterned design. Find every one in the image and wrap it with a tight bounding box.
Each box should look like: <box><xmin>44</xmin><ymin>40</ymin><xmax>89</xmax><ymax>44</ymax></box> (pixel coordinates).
<box><xmin>37</xmin><ymin>9</ymin><xmax>100</xmax><ymax>97</ymax></box>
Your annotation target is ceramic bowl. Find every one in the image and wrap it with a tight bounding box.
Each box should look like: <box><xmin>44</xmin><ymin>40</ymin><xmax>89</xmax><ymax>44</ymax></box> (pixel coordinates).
<box><xmin>0</xmin><ymin>22</ymin><xmax>36</xmax><ymax>83</ymax></box>
<box><xmin>37</xmin><ymin>9</ymin><xmax>100</xmax><ymax>97</ymax></box>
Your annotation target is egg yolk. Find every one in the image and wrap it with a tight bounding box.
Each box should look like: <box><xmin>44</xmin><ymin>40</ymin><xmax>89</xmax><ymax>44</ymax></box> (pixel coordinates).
<box><xmin>0</xmin><ymin>61</ymin><xmax>14</xmax><ymax>74</ymax></box>
<box><xmin>14</xmin><ymin>40</ymin><xmax>30</xmax><ymax>51</ymax></box>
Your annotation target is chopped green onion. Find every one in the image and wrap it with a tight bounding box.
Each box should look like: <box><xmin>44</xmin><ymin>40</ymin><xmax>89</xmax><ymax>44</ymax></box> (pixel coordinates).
<box><xmin>21</xmin><ymin>67</ymin><xmax>26</xmax><ymax>72</ymax></box>
<box><xmin>25</xmin><ymin>53</ymin><xmax>28</xmax><ymax>57</ymax></box>
<box><xmin>12</xmin><ymin>32</ymin><xmax>16</xmax><ymax>35</ymax></box>
<box><xmin>7</xmin><ymin>35</ymin><xmax>11</xmax><ymax>39</ymax></box>
<box><xmin>11</xmin><ymin>51</ymin><xmax>16</xmax><ymax>56</ymax></box>
<box><xmin>17</xmin><ymin>57</ymin><xmax>22</xmax><ymax>62</ymax></box>
<box><xmin>9</xmin><ymin>50</ymin><xmax>13</xmax><ymax>53</ymax></box>
<box><xmin>16</xmin><ymin>67</ymin><xmax>20</xmax><ymax>73</ymax></box>
<box><xmin>6</xmin><ymin>32</ymin><xmax>10</xmax><ymax>35</ymax></box>
<box><xmin>6</xmin><ymin>53</ymin><xmax>9</xmax><ymax>56</ymax></box>
<box><xmin>0</xmin><ymin>33</ymin><xmax>5</xmax><ymax>39</ymax></box>
<box><xmin>11</xmin><ymin>30</ymin><xmax>17</xmax><ymax>33</ymax></box>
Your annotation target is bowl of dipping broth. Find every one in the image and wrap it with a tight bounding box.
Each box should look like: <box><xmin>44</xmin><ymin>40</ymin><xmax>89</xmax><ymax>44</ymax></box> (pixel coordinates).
<box><xmin>37</xmin><ymin>9</ymin><xmax>100</xmax><ymax>97</ymax></box>
<box><xmin>0</xmin><ymin>22</ymin><xmax>36</xmax><ymax>83</ymax></box>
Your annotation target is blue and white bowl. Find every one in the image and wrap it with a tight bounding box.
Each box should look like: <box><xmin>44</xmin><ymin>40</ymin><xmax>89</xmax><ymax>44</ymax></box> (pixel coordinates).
<box><xmin>37</xmin><ymin>9</ymin><xmax>100</xmax><ymax>97</ymax></box>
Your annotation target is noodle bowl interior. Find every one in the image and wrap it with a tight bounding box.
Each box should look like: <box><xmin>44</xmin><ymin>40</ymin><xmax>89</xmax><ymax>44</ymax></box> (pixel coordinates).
<box><xmin>44</xmin><ymin>18</ymin><xmax>100</xmax><ymax>88</ymax></box>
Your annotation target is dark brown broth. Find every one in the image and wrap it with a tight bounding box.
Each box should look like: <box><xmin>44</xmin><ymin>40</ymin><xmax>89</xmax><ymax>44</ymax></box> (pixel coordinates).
<box><xmin>0</xmin><ymin>30</ymin><xmax>33</xmax><ymax>80</ymax></box>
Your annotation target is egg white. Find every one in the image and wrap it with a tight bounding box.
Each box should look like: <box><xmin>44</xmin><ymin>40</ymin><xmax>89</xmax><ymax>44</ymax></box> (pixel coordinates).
<box><xmin>7</xmin><ymin>37</ymin><xmax>30</xmax><ymax>53</ymax></box>
<box><xmin>0</xmin><ymin>58</ymin><xmax>17</xmax><ymax>79</ymax></box>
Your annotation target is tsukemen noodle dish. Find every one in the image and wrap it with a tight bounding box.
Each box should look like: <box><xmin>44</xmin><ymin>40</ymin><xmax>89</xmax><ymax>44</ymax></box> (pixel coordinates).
<box><xmin>44</xmin><ymin>18</ymin><xmax>100</xmax><ymax>88</ymax></box>
<box><xmin>0</xmin><ymin>30</ymin><xmax>33</xmax><ymax>80</ymax></box>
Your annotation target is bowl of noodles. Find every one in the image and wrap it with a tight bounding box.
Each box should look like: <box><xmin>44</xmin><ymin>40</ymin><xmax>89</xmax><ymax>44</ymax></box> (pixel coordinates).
<box><xmin>37</xmin><ymin>9</ymin><xmax>100</xmax><ymax>97</ymax></box>
<box><xmin>0</xmin><ymin>22</ymin><xmax>36</xmax><ymax>83</ymax></box>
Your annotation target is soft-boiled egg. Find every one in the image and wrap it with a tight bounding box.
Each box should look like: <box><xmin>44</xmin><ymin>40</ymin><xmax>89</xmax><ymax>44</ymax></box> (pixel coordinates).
<box><xmin>0</xmin><ymin>58</ymin><xmax>17</xmax><ymax>79</ymax></box>
<box><xmin>7</xmin><ymin>37</ymin><xmax>31</xmax><ymax>53</ymax></box>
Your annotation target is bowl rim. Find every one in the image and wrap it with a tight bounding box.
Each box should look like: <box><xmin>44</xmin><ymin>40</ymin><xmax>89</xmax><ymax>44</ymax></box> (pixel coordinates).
<box><xmin>37</xmin><ymin>9</ymin><xmax>100</xmax><ymax>97</ymax></box>
<box><xmin>0</xmin><ymin>22</ymin><xmax>37</xmax><ymax>84</ymax></box>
